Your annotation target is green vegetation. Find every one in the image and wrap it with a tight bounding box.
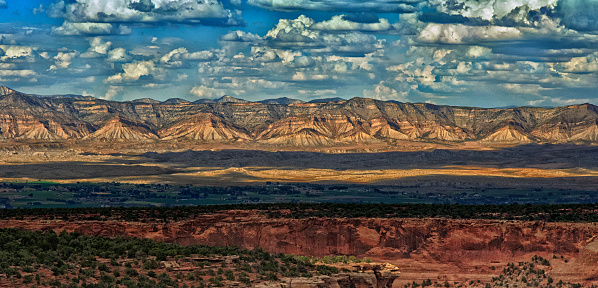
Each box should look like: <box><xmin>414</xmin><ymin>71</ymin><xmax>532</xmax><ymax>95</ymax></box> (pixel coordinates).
<box><xmin>5</xmin><ymin>202</ymin><xmax>598</xmax><ymax>223</ymax></box>
<box><xmin>403</xmin><ymin>256</ymin><xmax>593</xmax><ymax>288</ymax></box>
<box><xmin>1</xmin><ymin>181</ymin><xmax>598</xmax><ymax>209</ymax></box>
<box><xmin>0</xmin><ymin>228</ymin><xmax>348</xmax><ymax>287</ymax></box>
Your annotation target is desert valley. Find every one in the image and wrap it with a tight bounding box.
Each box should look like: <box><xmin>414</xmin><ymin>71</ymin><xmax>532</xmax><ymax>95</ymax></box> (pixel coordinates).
<box><xmin>3</xmin><ymin>0</ymin><xmax>598</xmax><ymax>286</ymax></box>
<box><xmin>0</xmin><ymin>86</ymin><xmax>598</xmax><ymax>287</ymax></box>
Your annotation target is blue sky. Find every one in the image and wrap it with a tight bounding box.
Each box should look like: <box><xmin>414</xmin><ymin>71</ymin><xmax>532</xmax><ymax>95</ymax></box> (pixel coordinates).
<box><xmin>1</xmin><ymin>0</ymin><xmax>598</xmax><ymax>107</ymax></box>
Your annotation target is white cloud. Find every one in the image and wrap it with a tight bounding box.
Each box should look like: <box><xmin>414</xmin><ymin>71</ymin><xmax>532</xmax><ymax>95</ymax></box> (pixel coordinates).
<box><xmin>0</xmin><ymin>70</ymin><xmax>37</xmax><ymax>77</ymax></box>
<box><xmin>430</xmin><ymin>0</ymin><xmax>558</xmax><ymax>21</ymax></box>
<box><xmin>455</xmin><ymin>61</ymin><xmax>472</xmax><ymax>74</ymax></box>
<box><xmin>466</xmin><ymin>46</ymin><xmax>491</xmax><ymax>58</ymax></box>
<box><xmin>177</xmin><ymin>74</ymin><xmax>188</xmax><ymax>81</ymax></box>
<box><xmin>81</xmin><ymin>37</ymin><xmax>112</xmax><ymax>58</ymax></box>
<box><xmin>220</xmin><ymin>30</ymin><xmax>262</xmax><ymax>42</ymax></box>
<box><xmin>107</xmin><ymin>48</ymin><xmax>130</xmax><ymax>62</ymax></box>
<box><xmin>118</xmin><ymin>25</ymin><xmax>132</xmax><ymax>35</ymax></box>
<box><xmin>0</xmin><ymin>46</ymin><xmax>33</xmax><ymax>60</ymax></box>
<box><xmin>298</xmin><ymin>89</ymin><xmax>337</xmax><ymax>95</ymax></box>
<box><xmin>49</xmin><ymin>0</ymin><xmax>243</xmax><ymax>26</ymax></box>
<box><xmin>388</xmin><ymin>60</ymin><xmax>436</xmax><ymax>89</ymax></box>
<box><xmin>104</xmin><ymin>86</ymin><xmax>123</xmax><ymax>100</ymax></box>
<box><xmin>527</xmin><ymin>98</ymin><xmax>547</xmax><ymax>106</ymax></box>
<box><xmin>433</xmin><ymin>49</ymin><xmax>451</xmax><ymax>61</ymax></box>
<box><xmin>0</xmin><ymin>63</ymin><xmax>16</xmax><ymax>69</ymax></box>
<box><xmin>90</xmin><ymin>37</ymin><xmax>111</xmax><ymax>54</ymax></box>
<box><xmin>556</xmin><ymin>52</ymin><xmax>598</xmax><ymax>73</ymax></box>
<box><xmin>550</xmin><ymin>97</ymin><xmax>591</xmax><ymax>105</ymax></box>
<box><xmin>53</xmin><ymin>52</ymin><xmax>78</xmax><ymax>69</ymax></box>
<box><xmin>291</xmin><ymin>71</ymin><xmax>329</xmax><ymax>81</ymax></box>
<box><xmin>247</xmin><ymin>0</ymin><xmax>418</xmax><ymax>13</ymax></box>
<box><xmin>251</xmin><ymin>47</ymin><xmax>279</xmax><ymax>62</ymax></box>
<box><xmin>190</xmin><ymin>85</ymin><xmax>219</xmax><ymax>98</ymax></box>
<box><xmin>292</xmin><ymin>72</ymin><xmax>307</xmax><ymax>81</ymax></box>
<box><xmin>501</xmin><ymin>84</ymin><xmax>553</xmax><ymax>99</ymax></box>
<box><xmin>52</xmin><ymin>21</ymin><xmax>114</xmax><ymax>36</ymax></box>
<box><xmin>311</xmin><ymin>15</ymin><xmax>392</xmax><ymax>32</ymax></box>
<box><xmin>363</xmin><ymin>81</ymin><xmax>407</xmax><ymax>101</ymax></box>
<box><xmin>418</xmin><ymin>23</ymin><xmax>522</xmax><ymax>44</ymax></box>
<box><xmin>266</xmin><ymin>15</ymin><xmax>318</xmax><ymax>41</ymax></box>
<box><xmin>264</xmin><ymin>15</ymin><xmax>384</xmax><ymax>56</ymax></box>
<box><xmin>185</xmin><ymin>50</ymin><xmax>215</xmax><ymax>60</ymax></box>
<box><xmin>143</xmin><ymin>83</ymin><xmax>168</xmax><ymax>89</ymax></box>
<box><xmin>105</xmin><ymin>60</ymin><xmax>157</xmax><ymax>83</ymax></box>
<box><xmin>161</xmin><ymin>48</ymin><xmax>187</xmax><ymax>67</ymax></box>
<box><xmin>161</xmin><ymin>48</ymin><xmax>216</xmax><ymax>67</ymax></box>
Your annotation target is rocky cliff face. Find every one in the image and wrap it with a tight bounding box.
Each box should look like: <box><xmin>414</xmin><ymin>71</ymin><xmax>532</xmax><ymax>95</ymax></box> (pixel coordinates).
<box><xmin>256</xmin><ymin>263</ymin><xmax>400</xmax><ymax>288</ymax></box>
<box><xmin>2</xmin><ymin>86</ymin><xmax>598</xmax><ymax>146</ymax></box>
<box><xmin>2</xmin><ymin>211</ymin><xmax>597</xmax><ymax>264</ymax></box>
<box><xmin>256</xmin><ymin>269</ymin><xmax>397</xmax><ymax>288</ymax></box>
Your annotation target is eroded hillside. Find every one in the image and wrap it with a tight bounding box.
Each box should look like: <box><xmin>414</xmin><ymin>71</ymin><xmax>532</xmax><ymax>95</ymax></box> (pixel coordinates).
<box><xmin>2</xmin><ymin>86</ymin><xmax>598</xmax><ymax>148</ymax></box>
<box><xmin>4</xmin><ymin>210</ymin><xmax>598</xmax><ymax>285</ymax></box>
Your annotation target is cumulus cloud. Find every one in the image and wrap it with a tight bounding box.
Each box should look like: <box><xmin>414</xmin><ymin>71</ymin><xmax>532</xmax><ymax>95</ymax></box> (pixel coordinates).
<box><xmin>310</xmin><ymin>15</ymin><xmax>418</xmax><ymax>35</ymax></box>
<box><xmin>90</xmin><ymin>37</ymin><xmax>111</xmax><ymax>54</ymax></box>
<box><xmin>51</xmin><ymin>52</ymin><xmax>78</xmax><ymax>69</ymax></box>
<box><xmin>219</xmin><ymin>31</ymin><xmax>263</xmax><ymax>56</ymax></box>
<box><xmin>193</xmin><ymin>76</ymin><xmax>286</xmax><ymax>97</ymax></box>
<box><xmin>555</xmin><ymin>52</ymin><xmax>598</xmax><ymax>73</ymax></box>
<box><xmin>549</xmin><ymin>97</ymin><xmax>592</xmax><ymax>105</ymax></box>
<box><xmin>161</xmin><ymin>48</ymin><xmax>191</xmax><ymax>67</ymax></box>
<box><xmin>81</xmin><ymin>37</ymin><xmax>112</xmax><ymax>58</ymax></box>
<box><xmin>51</xmin><ymin>21</ymin><xmax>131</xmax><ymax>36</ymax></box>
<box><xmin>363</xmin><ymin>81</ymin><xmax>407</xmax><ymax>101</ymax></box>
<box><xmin>466</xmin><ymin>46</ymin><xmax>492</xmax><ymax>58</ymax></box>
<box><xmin>7</xmin><ymin>0</ymin><xmax>597</xmax><ymax>106</ymax></box>
<box><xmin>190</xmin><ymin>85</ymin><xmax>219</xmax><ymax>98</ymax></box>
<box><xmin>104</xmin><ymin>86</ymin><xmax>123</xmax><ymax>100</ymax></box>
<box><xmin>298</xmin><ymin>89</ymin><xmax>337</xmax><ymax>96</ymax></box>
<box><xmin>311</xmin><ymin>15</ymin><xmax>393</xmax><ymax>32</ymax></box>
<box><xmin>250</xmin><ymin>47</ymin><xmax>279</xmax><ymax>63</ymax></box>
<box><xmin>107</xmin><ymin>48</ymin><xmax>130</xmax><ymax>62</ymax></box>
<box><xmin>48</xmin><ymin>0</ymin><xmax>243</xmax><ymax>26</ymax></box>
<box><xmin>293</xmin><ymin>73</ymin><xmax>329</xmax><ymax>81</ymax></box>
<box><xmin>429</xmin><ymin>0</ymin><xmax>558</xmax><ymax>21</ymax></box>
<box><xmin>310</xmin><ymin>15</ymin><xmax>420</xmax><ymax>34</ymax></box>
<box><xmin>247</xmin><ymin>0</ymin><xmax>420</xmax><ymax>13</ymax></box>
<box><xmin>423</xmin><ymin>0</ymin><xmax>566</xmax><ymax>34</ymax></box>
<box><xmin>0</xmin><ymin>46</ymin><xmax>33</xmax><ymax>61</ymax></box>
<box><xmin>418</xmin><ymin>23</ymin><xmax>522</xmax><ymax>44</ymax></box>
<box><xmin>220</xmin><ymin>30</ymin><xmax>262</xmax><ymax>42</ymax></box>
<box><xmin>265</xmin><ymin>15</ymin><xmax>384</xmax><ymax>56</ymax></box>
<box><xmin>160</xmin><ymin>48</ymin><xmax>215</xmax><ymax>67</ymax></box>
<box><xmin>0</xmin><ymin>70</ymin><xmax>37</xmax><ymax>77</ymax></box>
<box><xmin>105</xmin><ymin>60</ymin><xmax>158</xmax><ymax>83</ymax></box>
<box><xmin>186</xmin><ymin>50</ymin><xmax>216</xmax><ymax>61</ymax></box>
<box><xmin>291</xmin><ymin>72</ymin><xmax>306</xmax><ymax>81</ymax></box>
<box><xmin>266</xmin><ymin>15</ymin><xmax>319</xmax><ymax>43</ymax></box>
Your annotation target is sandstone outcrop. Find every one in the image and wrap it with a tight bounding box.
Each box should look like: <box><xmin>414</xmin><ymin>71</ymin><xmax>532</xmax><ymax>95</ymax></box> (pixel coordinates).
<box><xmin>2</xmin><ymin>86</ymin><xmax>598</xmax><ymax>146</ymax></box>
<box><xmin>158</xmin><ymin>114</ymin><xmax>249</xmax><ymax>142</ymax></box>
<box><xmin>256</xmin><ymin>273</ymin><xmax>384</xmax><ymax>288</ymax></box>
<box><xmin>82</xmin><ymin>117</ymin><xmax>158</xmax><ymax>141</ymax></box>
<box><xmin>2</xmin><ymin>212</ymin><xmax>598</xmax><ymax>264</ymax></box>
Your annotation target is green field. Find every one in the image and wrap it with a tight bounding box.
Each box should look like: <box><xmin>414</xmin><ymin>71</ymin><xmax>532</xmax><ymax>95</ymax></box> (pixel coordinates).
<box><xmin>0</xmin><ymin>181</ymin><xmax>597</xmax><ymax>209</ymax></box>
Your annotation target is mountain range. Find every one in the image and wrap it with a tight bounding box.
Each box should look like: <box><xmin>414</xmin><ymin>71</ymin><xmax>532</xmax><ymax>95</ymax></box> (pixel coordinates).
<box><xmin>1</xmin><ymin>86</ymin><xmax>598</xmax><ymax>146</ymax></box>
